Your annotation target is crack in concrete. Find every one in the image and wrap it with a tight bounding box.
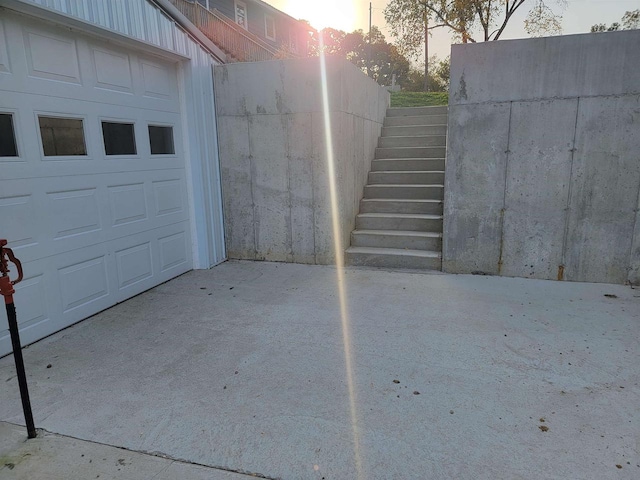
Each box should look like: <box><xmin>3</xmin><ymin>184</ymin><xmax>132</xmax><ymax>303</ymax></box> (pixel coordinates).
<box><xmin>6</xmin><ymin>424</ymin><xmax>282</xmax><ymax>480</ymax></box>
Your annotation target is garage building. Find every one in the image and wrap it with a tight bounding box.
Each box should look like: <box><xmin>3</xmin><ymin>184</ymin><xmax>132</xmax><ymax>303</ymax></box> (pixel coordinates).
<box><xmin>0</xmin><ymin>0</ymin><xmax>227</xmax><ymax>356</ymax></box>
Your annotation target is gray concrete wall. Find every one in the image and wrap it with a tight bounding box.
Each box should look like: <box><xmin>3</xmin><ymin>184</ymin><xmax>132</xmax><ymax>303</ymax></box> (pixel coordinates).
<box><xmin>444</xmin><ymin>30</ymin><xmax>640</xmax><ymax>284</ymax></box>
<box><xmin>214</xmin><ymin>57</ymin><xmax>389</xmax><ymax>264</ymax></box>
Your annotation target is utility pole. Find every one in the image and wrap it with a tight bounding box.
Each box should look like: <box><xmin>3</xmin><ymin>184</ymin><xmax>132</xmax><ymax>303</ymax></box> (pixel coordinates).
<box><xmin>367</xmin><ymin>2</ymin><xmax>372</xmax><ymax>78</ymax></box>
<box><xmin>423</xmin><ymin>6</ymin><xmax>429</xmax><ymax>92</ymax></box>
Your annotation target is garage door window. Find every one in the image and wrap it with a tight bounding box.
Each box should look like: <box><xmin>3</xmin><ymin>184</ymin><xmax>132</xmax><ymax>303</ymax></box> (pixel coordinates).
<box><xmin>39</xmin><ymin>116</ymin><xmax>87</xmax><ymax>156</ymax></box>
<box><xmin>148</xmin><ymin>125</ymin><xmax>174</xmax><ymax>155</ymax></box>
<box><xmin>0</xmin><ymin>113</ymin><xmax>19</xmax><ymax>157</ymax></box>
<box><xmin>102</xmin><ymin>121</ymin><xmax>137</xmax><ymax>156</ymax></box>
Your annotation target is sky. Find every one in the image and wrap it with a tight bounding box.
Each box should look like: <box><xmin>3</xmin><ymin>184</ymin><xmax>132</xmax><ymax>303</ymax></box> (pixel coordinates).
<box><xmin>268</xmin><ymin>0</ymin><xmax>639</xmax><ymax>60</ymax></box>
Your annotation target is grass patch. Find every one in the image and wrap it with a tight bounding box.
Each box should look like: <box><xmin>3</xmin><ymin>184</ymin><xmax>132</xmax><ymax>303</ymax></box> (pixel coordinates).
<box><xmin>390</xmin><ymin>92</ymin><xmax>449</xmax><ymax>108</ymax></box>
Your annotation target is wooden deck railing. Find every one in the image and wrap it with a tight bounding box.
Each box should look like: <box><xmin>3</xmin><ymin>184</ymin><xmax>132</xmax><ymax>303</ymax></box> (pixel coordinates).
<box><xmin>169</xmin><ymin>0</ymin><xmax>292</xmax><ymax>62</ymax></box>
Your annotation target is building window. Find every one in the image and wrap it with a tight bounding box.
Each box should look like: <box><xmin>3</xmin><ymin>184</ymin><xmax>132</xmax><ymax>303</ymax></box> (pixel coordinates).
<box><xmin>148</xmin><ymin>125</ymin><xmax>174</xmax><ymax>155</ymax></box>
<box><xmin>235</xmin><ymin>0</ymin><xmax>248</xmax><ymax>30</ymax></box>
<box><xmin>38</xmin><ymin>116</ymin><xmax>87</xmax><ymax>156</ymax></box>
<box><xmin>102</xmin><ymin>122</ymin><xmax>136</xmax><ymax>156</ymax></box>
<box><xmin>265</xmin><ymin>15</ymin><xmax>276</xmax><ymax>41</ymax></box>
<box><xmin>0</xmin><ymin>113</ymin><xmax>18</xmax><ymax>157</ymax></box>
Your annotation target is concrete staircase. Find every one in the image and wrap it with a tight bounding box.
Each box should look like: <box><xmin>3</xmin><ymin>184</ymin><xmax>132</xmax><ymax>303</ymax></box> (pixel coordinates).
<box><xmin>345</xmin><ymin>105</ymin><xmax>447</xmax><ymax>270</ymax></box>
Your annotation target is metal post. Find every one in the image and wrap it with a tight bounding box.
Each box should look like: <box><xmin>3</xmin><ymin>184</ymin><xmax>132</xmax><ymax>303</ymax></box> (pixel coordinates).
<box><xmin>6</xmin><ymin>302</ymin><xmax>36</xmax><ymax>438</ymax></box>
<box><xmin>367</xmin><ymin>2</ymin><xmax>372</xmax><ymax>78</ymax></box>
<box><xmin>424</xmin><ymin>7</ymin><xmax>429</xmax><ymax>92</ymax></box>
<box><xmin>1</xmin><ymin>239</ymin><xmax>36</xmax><ymax>439</ymax></box>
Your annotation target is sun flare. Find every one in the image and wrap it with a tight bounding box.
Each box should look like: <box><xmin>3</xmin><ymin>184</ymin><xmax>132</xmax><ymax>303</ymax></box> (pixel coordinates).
<box><xmin>283</xmin><ymin>0</ymin><xmax>358</xmax><ymax>31</ymax></box>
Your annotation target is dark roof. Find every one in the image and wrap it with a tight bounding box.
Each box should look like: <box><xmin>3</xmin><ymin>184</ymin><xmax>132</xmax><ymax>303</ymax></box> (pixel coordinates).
<box><xmin>251</xmin><ymin>0</ymin><xmax>306</xmax><ymax>26</ymax></box>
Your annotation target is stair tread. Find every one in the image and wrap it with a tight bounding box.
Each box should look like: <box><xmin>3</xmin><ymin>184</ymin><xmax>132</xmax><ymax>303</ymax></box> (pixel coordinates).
<box><xmin>386</xmin><ymin>113</ymin><xmax>447</xmax><ymax>117</ymax></box>
<box><xmin>361</xmin><ymin>198</ymin><xmax>442</xmax><ymax>202</ymax></box>
<box><xmin>366</xmin><ymin>184</ymin><xmax>444</xmax><ymax>188</ymax></box>
<box><xmin>380</xmin><ymin>134</ymin><xmax>446</xmax><ymax>138</ymax></box>
<box><xmin>373</xmin><ymin>157</ymin><xmax>446</xmax><ymax>161</ymax></box>
<box><xmin>383</xmin><ymin>121</ymin><xmax>448</xmax><ymax>124</ymax></box>
<box><xmin>370</xmin><ymin>170</ymin><xmax>446</xmax><ymax>174</ymax></box>
<box><xmin>384</xmin><ymin>124</ymin><xmax>449</xmax><ymax>128</ymax></box>
<box><xmin>357</xmin><ymin>213</ymin><xmax>442</xmax><ymax>219</ymax></box>
<box><xmin>352</xmin><ymin>229</ymin><xmax>442</xmax><ymax>238</ymax></box>
<box><xmin>346</xmin><ymin>246</ymin><xmax>441</xmax><ymax>258</ymax></box>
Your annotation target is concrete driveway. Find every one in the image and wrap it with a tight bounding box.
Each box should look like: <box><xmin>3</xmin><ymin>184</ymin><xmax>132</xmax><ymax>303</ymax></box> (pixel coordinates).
<box><xmin>1</xmin><ymin>261</ymin><xmax>638</xmax><ymax>479</ymax></box>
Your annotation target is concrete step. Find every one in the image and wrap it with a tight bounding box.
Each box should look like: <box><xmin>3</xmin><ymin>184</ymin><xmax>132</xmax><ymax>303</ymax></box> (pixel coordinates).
<box><xmin>375</xmin><ymin>146</ymin><xmax>446</xmax><ymax>159</ymax></box>
<box><xmin>368</xmin><ymin>171</ymin><xmax>445</xmax><ymax>185</ymax></box>
<box><xmin>382</xmin><ymin>125</ymin><xmax>447</xmax><ymax>136</ymax></box>
<box><xmin>351</xmin><ymin>229</ymin><xmax>442</xmax><ymax>250</ymax></box>
<box><xmin>364</xmin><ymin>184</ymin><xmax>443</xmax><ymax>200</ymax></box>
<box><xmin>355</xmin><ymin>213</ymin><xmax>443</xmax><ymax>231</ymax></box>
<box><xmin>371</xmin><ymin>158</ymin><xmax>445</xmax><ymax>171</ymax></box>
<box><xmin>345</xmin><ymin>246</ymin><xmax>442</xmax><ymax>270</ymax></box>
<box><xmin>379</xmin><ymin>135</ymin><xmax>446</xmax><ymax>148</ymax></box>
<box><xmin>386</xmin><ymin>106</ymin><xmax>448</xmax><ymax>117</ymax></box>
<box><xmin>359</xmin><ymin>198</ymin><xmax>443</xmax><ymax>215</ymax></box>
<box><xmin>384</xmin><ymin>114</ymin><xmax>448</xmax><ymax>127</ymax></box>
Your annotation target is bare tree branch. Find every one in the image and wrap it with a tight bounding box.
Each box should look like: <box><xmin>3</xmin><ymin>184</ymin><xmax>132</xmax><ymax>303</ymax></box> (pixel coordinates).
<box><xmin>492</xmin><ymin>0</ymin><xmax>526</xmax><ymax>40</ymax></box>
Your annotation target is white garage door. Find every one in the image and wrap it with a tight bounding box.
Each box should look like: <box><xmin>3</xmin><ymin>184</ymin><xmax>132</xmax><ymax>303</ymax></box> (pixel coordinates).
<box><xmin>0</xmin><ymin>13</ymin><xmax>193</xmax><ymax>356</ymax></box>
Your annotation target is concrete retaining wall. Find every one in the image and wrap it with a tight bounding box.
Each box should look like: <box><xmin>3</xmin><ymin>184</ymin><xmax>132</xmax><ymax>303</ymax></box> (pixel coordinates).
<box><xmin>444</xmin><ymin>30</ymin><xmax>640</xmax><ymax>284</ymax></box>
<box><xmin>214</xmin><ymin>57</ymin><xmax>389</xmax><ymax>264</ymax></box>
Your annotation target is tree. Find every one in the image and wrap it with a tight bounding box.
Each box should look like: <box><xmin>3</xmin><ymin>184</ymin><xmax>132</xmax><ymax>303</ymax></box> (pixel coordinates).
<box><xmin>403</xmin><ymin>56</ymin><xmax>450</xmax><ymax>92</ymax></box>
<box><xmin>591</xmin><ymin>9</ymin><xmax>640</xmax><ymax>32</ymax></box>
<box><xmin>343</xmin><ymin>27</ymin><xmax>412</xmax><ymax>87</ymax></box>
<box><xmin>383</xmin><ymin>1</ymin><xmax>433</xmax><ymax>90</ymax></box>
<box><xmin>384</xmin><ymin>1</ymin><xmax>565</xmax><ymax>90</ymax></box>
<box><xmin>308</xmin><ymin>26</ymin><xmax>412</xmax><ymax>89</ymax></box>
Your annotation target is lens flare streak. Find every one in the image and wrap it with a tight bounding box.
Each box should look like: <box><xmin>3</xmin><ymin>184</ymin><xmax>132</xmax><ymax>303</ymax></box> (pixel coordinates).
<box><xmin>318</xmin><ymin>39</ymin><xmax>364</xmax><ymax>480</ymax></box>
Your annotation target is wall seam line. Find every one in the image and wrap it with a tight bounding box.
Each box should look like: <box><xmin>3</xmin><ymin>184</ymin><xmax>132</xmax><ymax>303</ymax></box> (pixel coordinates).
<box><xmin>450</xmin><ymin>91</ymin><xmax>640</xmax><ymax>108</ymax></box>
<box><xmin>285</xmin><ymin>114</ymin><xmax>293</xmax><ymax>262</ymax></box>
<box><xmin>626</xmin><ymin>163</ymin><xmax>640</xmax><ymax>284</ymax></box>
<box><xmin>497</xmin><ymin>101</ymin><xmax>513</xmax><ymax>275</ymax></box>
<box><xmin>560</xmin><ymin>97</ymin><xmax>581</xmax><ymax>279</ymax></box>
<box><xmin>311</xmin><ymin>113</ymin><xmax>317</xmax><ymax>264</ymax></box>
<box><xmin>248</xmin><ymin>115</ymin><xmax>258</xmax><ymax>260</ymax></box>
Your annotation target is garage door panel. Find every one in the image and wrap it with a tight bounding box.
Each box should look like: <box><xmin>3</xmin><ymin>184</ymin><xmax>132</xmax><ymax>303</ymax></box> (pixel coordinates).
<box><xmin>0</xmin><ymin>105</ymin><xmax>38</xmax><ymax>163</ymax></box>
<box><xmin>1</xmin><ymin>13</ymin><xmax>195</xmax><ymax>356</ymax></box>
<box><xmin>1</xmin><ymin>93</ymin><xmax>183</xmax><ymax>170</ymax></box>
<box><xmin>23</xmin><ymin>26</ymin><xmax>82</xmax><ymax>84</ymax></box>
<box><xmin>59</xmin><ymin>255</ymin><xmax>110</xmax><ymax>313</ymax></box>
<box><xmin>1</xmin><ymin>16</ymin><xmax>180</xmax><ymax>113</ymax></box>
<box><xmin>9</xmin><ymin>73</ymin><xmax>181</xmax><ymax>115</ymax></box>
<box><xmin>0</xmin><ymin>219</ymin><xmax>192</xmax><ymax>355</ymax></box>
<box><xmin>152</xmin><ymin>177</ymin><xmax>186</xmax><ymax>217</ymax></box>
<box><xmin>158</xmin><ymin>231</ymin><xmax>189</xmax><ymax>273</ymax></box>
<box><xmin>0</xmin><ymin>192</ymin><xmax>39</xmax><ymax>250</ymax></box>
<box><xmin>2</xmin><ymin>161</ymin><xmax>186</xmax><ymax>182</ymax></box>
<box><xmin>91</xmin><ymin>46</ymin><xmax>134</xmax><ymax>94</ymax></box>
<box><xmin>0</xmin><ymin>260</ymin><xmax>59</xmax><ymax>357</ymax></box>
<box><xmin>47</xmin><ymin>187</ymin><xmax>103</xmax><ymax>241</ymax></box>
<box><xmin>110</xmin><ymin>223</ymin><xmax>192</xmax><ymax>302</ymax></box>
<box><xmin>2</xmin><ymin>172</ymin><xmax>190</xmax><ymax>265</ymax></box>
<box><xmin>109</xmin><ymin>182</ymin><xmax>148</xmax><ymax>227</ymax></box>
<box><xmin>115</xmin><ymin>241</ymin><xmax>153</xmax><ymax>290</ymax></box>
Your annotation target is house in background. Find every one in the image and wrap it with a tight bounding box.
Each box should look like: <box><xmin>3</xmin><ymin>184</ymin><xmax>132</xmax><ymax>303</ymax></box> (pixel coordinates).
<box><xmin>197</xmin><ymin>0</ymin><xmax>311</xmax><ymax>55</ymax></box>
